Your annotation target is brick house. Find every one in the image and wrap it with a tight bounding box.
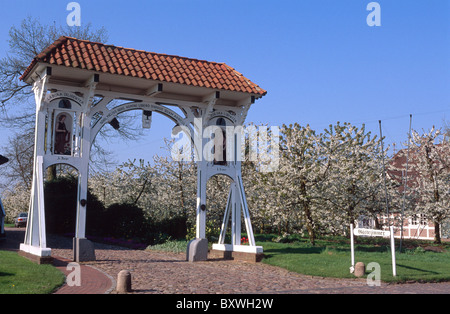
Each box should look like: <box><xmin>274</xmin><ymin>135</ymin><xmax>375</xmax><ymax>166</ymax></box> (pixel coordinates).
<box><xmin>357</xmin><ymin>146</ymin><xmax>450</xmax><ymax>241</ymax></box>
<box><xmin>384</xmin><ymin>146</ymin><xmax>448</xmax><ymax>241</ymax></box>
<box><xmin>356</xmin><ymin>213</ymin><xmax>436</xmax><ymax>241</ymax></box>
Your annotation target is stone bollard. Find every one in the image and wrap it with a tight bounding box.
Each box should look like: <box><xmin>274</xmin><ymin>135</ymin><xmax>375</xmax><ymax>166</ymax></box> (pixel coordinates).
<box><xmin>354</xmin><ymin>262</ymin><xmax>366</xmax><ymax>277</ymax></box>
<box><xmin>116</xmin><ymin>270</ymin><xmax>132</xmax><ymax>293</ymax></box>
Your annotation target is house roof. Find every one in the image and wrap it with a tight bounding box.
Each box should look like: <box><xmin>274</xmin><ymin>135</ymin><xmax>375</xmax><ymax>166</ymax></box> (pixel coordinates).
<box><xmin>388</xmin><ymin>149</ymin><xmax>419</xmax><ymax>189</ymax></box>
<box><xmin>20</xmin><ymin>36</ymin><xmax>267</xmax><ymax>97</ymax></box>
<box><xmin>388</xmin><ymin>143</ymin><xmax>449</xmax><ymax>190</ymax></box>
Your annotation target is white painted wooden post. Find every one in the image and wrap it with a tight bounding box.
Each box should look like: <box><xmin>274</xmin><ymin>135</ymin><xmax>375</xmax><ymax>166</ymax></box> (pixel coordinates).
<box><xmin>75</xmin><ymin>169</ymin><xmax>88</xmax><ymax>239</ymax></box>
<box><xmin>196</xmin><ymin>164</ymin><xmax>207</xmax><ymax>239</ymax></box>
<box><xmin>390</xmin><ymin>225</ymin><xmax>397</xmax><ymax>277</ymax></box>
<box><xmin>350</xmin><ymin>224</ymin><xmax>355</xmax><ymax>273</ymax></box>
<box><xmin>45</xmin><ymin>109</ymin><xmax>52</xmax><ymax>154</ymax></box>
<box><xmin>75</xmin><ymin>112</ymin><xmax>91</xmax><ymax>239</ymax></box>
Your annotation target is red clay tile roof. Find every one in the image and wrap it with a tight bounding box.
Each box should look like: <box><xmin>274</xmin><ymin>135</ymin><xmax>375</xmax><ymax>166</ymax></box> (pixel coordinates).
<box><xmin>20</xmin><ymin>36</ymin><xmax>267</xmax><ymax>96</ymax></box>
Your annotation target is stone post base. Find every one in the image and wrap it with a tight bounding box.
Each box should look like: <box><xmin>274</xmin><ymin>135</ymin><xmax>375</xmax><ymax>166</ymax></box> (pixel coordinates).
<box><xmin>209</xmin><ymin>249</ymin><xmax>264</xmax><ymax>263</ymax></box>
<box><xmin>186</xmin><ymin>238</ymin><xmax>208</xmax><ymax>262</ymax></box>
<box><xmin>210</xmin><ymin>244</ymin><xmax>264</xmax><ymax>263</ymax></box>
<box><xmin>73</xmin><ymin>238</ymin><xmax>96</xmax><ymax>262</ymax></box>
<box><xmin>19</xmin><ymin>243</ymin><xmax>52</xmax><ymax>264</ymax></box>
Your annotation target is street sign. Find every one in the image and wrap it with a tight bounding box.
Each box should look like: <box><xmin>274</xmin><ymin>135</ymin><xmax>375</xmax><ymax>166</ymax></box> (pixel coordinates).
<box><xmin>350</xmin><ymin>225</ymin><xmax>397</xmax><ymax>277</ymax></box>
<box><xmin>353</xmin><ymin>228</ymin><xmax>390</xmax><ymax>238</ymax></box>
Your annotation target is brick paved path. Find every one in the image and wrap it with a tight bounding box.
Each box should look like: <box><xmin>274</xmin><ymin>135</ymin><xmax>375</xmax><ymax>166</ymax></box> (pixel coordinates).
<box><xmin>3</xmin><ymin>228</ymin><xmax>450</xmax><ymax>294</ymax></box>
<box><xmin>52</xmin><ymin>256</ymin><xmax>114</xmax><ymax>294</ymax></box>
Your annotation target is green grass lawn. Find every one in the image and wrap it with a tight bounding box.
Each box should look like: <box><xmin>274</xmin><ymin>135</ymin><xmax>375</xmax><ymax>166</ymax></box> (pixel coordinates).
<box><xmin>257</xmin><ymin>235</ymin><xmax>450</xmax><ymax>283</ymax></box>
<box><xmin>0</xmin><ymin>251</ymin><xmax>65</xmax><ymax>294</ymax></box>
<box><xmin>147</xmin><ymin>239</ymin><xmax>189</xmax><ymax>253</ymax></box>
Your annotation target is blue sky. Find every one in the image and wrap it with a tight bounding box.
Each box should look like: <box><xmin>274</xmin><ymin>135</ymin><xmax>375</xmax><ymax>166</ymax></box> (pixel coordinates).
<box><xmin>0</xmin><ymin>0</ymin><xmax>449</xmax><ymax>165</ymax></box>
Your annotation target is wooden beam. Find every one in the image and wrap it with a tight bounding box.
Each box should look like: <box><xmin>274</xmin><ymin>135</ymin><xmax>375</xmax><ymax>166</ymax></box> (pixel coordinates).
<box><xmin>32</xmin><ymin>67</ymin><xmax>52</xmax><ymax>111</ymax></box>
<box><xmin>202</xmin><ymin>91</ymin><xmax>220</xmax><ymax>103</ymax></box>
<box><xmin>30</xmin><ymin>66</ymin><xmax>52</xmax><ymax>83</ymax></box>
<box><xmin>82</xmin><ymin>74</ymin><xmax>100</xmax><ymax>87</ymax></box>
<box><xmin>144</xmin><ymin>83</ymin><xmax>163</xmax><ymax>96</ymax></box>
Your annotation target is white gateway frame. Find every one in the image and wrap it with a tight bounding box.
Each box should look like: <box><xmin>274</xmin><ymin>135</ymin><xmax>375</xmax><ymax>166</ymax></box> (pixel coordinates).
<box><xmin>20</xmin><ymin>64</ymin><xmax>264</xmax><ymax>260</ymax></box>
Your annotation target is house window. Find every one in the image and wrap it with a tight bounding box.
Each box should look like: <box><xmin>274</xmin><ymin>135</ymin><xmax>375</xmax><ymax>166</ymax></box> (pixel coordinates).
<box><xmin>411</xmin><ymin>214</ymin><xmax>427</xmax><ymax>226</ymax></box>
<box><xmin>420</xmin><ymin>214</ymin><xmax>427</xmax><ymax>226</ymax></box>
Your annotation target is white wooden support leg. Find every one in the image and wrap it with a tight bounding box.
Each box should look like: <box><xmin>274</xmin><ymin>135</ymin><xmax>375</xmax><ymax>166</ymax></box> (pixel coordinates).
<box><xmin>218</xmin><ymin>186</ymin><xmax>232</xmax><ymax>244</ymax></box>
<box><xmin>21</xmin><ymin>103</ymin><xmax>51</xmax><ymax>257</ymax></box>
<box><xmin>232</xmin><ymin>182</ymin><xmax>241</xmax><ymax>245</ymax></box>
<box><xmin>36</xmin><ymin>157</ymin><xmax>47</xmax><ymax>249</ymax></box>
<box><xmin>75</xmin><ymin>169</ymin><xmax>88</xmax><ymax>239</ymax></box>
<box><xmin>237</xmin><ymin>175</ymin><xmax>256</xmax><ymax>247</ymax></box>
<box><xmin>76</xmin><ymin>112</ymin><xmax>91</xmax><ymax>239</ymax></box>
<box><xmin>20</xmin><ymin>156</ymin><xmax>51</xmax><ymax>257</ymax></box>
<box><xmin>196</xmin><ymin>166</ymin><xmax>207</xmax><ymax>239</ymax></box>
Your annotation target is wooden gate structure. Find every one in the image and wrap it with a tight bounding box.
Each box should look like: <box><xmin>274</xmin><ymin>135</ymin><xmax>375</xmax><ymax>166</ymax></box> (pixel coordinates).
<box><xmin>18</xmin><ymin>37</ymin><xmax>266</xmax><ymax>262</ymax></box>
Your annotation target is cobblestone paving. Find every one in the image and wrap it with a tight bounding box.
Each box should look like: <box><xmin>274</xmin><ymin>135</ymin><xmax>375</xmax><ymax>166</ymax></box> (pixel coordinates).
<box><xmin>3</xmin><ymin>229</ymin><xmax>450</xmax><ymax>294</ymax></box>
<box><xmin>49</xmin><ymin>237</ymin><xmax>450</xmax><ymax>294</ymax></box>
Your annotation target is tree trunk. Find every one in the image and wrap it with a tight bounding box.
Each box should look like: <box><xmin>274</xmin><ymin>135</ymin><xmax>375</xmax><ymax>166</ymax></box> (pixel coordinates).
<box><xmin>300</xmin><ymin>179</ymin><xmax>315</xmax><ymax>245</ymax></box>
<box><xmin>133</xmin><ymin>177</ymin><xmax>149</xmax><ymax>205</ymax></box>
<box><xmin>47</xmin><ymin>165</ymin><xmax>57</xmax><ymax>181</ymax></box>
<box><xmin>303</xmin><ymin>204</ymin><xmax>316</xmax><ymax>246</ymax></box>
<box><xmin>347</xmin><ymin>204</ymin><xmax>355</xmax><ymax>230</ymax></box>
<box><xmin>434</xmin><ymin>221</ymin><xmax>441</xmax><ymax>244</ymax></box>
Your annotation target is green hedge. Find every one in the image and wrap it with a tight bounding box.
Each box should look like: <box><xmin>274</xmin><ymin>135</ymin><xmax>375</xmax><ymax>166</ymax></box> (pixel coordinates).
<box><xmin>44</xmin><ymin>176</ymin><xmax>187</xmax><ymax>245</ymax></box>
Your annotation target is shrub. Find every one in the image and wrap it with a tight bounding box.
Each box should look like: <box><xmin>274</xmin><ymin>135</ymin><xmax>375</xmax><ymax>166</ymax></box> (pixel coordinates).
<box><xmin>44</xmin><ymin>176</ymin><xmax>189</xmax><ymax>245</ymax></box>
<box><xmin>150</xmin><ymin>215</ymin><xmax>187</xmax><ymax>241</ymax></box>
<box><xmin>44</xmin><ymin>176</ymin><xmax>104</xmax><ymax>235</ymax></box>
<box><xmin>186</xmin><ymin>220</ymin><xmax>220</xmax><ymax>242</ymax></box>
<box><xmin>101</xmin><ymin>203</ymin><xmax>148</xmax><ymax>239</ymax></box>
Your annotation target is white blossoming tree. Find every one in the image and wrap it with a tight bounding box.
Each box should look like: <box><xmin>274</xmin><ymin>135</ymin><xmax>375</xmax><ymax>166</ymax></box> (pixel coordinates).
<box><xmin>277</xmin><ymin>123</ymin><xmax>331</xmax><ymax>245</ymax></box>
<box><xmin>406</xmin><ymin>127</ymin><xmax>450</xmax><ymax>244</ymax></box>
<box><xmin>319</xmin><ymin>122</ymin><xmax>393</xmax><ymax>235</ymax></box>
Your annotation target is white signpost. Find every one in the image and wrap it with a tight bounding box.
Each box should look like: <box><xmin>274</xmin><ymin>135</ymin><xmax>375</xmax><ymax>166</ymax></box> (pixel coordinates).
<box><xmin>350</xmin><ymin>225</ymin><xmax>397</xmax><ymax>277</ymax></box>
<box><xmin>353</xmin><ymin>228</ymin><xmax>390</xmax><ymax>237</ymax></box>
